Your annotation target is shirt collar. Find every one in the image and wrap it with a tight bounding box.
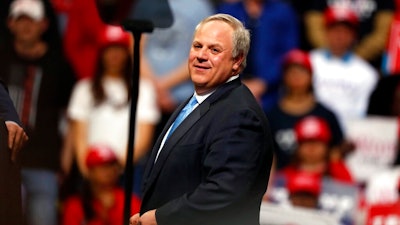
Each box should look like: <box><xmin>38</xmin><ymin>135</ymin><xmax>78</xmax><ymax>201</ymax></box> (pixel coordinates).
<box><xmin>193</xmin><ymin>75</ymin><xmax>239</xmax><ymax>104</ymax></box>
<box><xmin>323</xmin><ymin>49</ymin><xmax>353</xmax><ymax>63</ymax></box>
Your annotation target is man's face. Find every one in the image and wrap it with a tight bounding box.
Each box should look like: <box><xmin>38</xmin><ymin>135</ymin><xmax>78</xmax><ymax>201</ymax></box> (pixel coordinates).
<box><xmin>8</xmin><ymin>15</ymin><xmax>47</xmax><ymax>44</ymax></box>
<box><xmin>188</xmin><ymin>20</ymin><xmax>242</xmax><ymax>95</ymax></box>
<box><xmin>326</xmin><ymin>23</ymin><xmax>356</xmax><ymax>56</ymax></box>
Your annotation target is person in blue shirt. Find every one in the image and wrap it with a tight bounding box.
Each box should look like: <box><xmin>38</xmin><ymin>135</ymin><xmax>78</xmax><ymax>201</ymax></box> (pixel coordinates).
<box><xmin>217</xmin><ymin>0</ymin><xmax>299</xmax><ymax>111</ymax></box>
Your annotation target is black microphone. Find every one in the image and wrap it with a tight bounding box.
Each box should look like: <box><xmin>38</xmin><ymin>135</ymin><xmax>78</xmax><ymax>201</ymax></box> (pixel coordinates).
<box><xmin>122</xmin><ymin>19</ymin><xmax>154</xmax><ymax>34</ymax></box>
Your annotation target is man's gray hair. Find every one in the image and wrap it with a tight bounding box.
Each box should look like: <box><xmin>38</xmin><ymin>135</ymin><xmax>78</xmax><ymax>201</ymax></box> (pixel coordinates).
<box><xmin>195</xmin><ymin>13</ymin><xmax>250</xmax><ymax>72</ymax></box>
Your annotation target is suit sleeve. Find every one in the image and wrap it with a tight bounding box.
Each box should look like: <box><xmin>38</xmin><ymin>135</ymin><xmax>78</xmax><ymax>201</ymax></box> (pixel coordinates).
<box><xmin>155</xmin><ymin>108</ymin><xmax>273</xmax><ymax>225</ymax></box>
<box><xmin>0</xmin><ymin>81</ymin><xmax>21</xmax><ymax>125</ymax></box>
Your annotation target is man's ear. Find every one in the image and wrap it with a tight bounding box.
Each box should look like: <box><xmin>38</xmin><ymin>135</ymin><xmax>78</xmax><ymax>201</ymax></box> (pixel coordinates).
<box><xmin>232</xmin><ymin>53</ymin><xmax>244</xmax><ymax>72</ymax></box>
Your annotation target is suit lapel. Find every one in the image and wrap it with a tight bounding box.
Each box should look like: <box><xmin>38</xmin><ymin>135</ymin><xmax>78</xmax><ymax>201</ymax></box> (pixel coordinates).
<box><xmin>141</xmin><ymin>100</ymin><xmax>188</xmax><ymax>188</ymax></box>
<box><xmin>142</xmin><ymin>102</ymin><xmax>210</xmax><ymax>197</ymax></box>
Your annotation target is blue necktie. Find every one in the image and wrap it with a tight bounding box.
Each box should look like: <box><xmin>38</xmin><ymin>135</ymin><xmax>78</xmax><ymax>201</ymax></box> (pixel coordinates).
<box><xmin>166</xmin><ymin>95</ymin><xmax>198</xmax><ymax>139</ymax></box>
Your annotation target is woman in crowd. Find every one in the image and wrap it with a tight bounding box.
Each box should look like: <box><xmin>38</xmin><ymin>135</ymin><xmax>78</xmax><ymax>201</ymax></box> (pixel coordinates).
<box><xmin>266</xmin><ymin>49</ymin><xmax>346</xmax><ymax>170</ymax></box>
<box><xmin>67</xmin><ymin>25</ymin><xmax>160</xmax><ymax>177</ymax></box>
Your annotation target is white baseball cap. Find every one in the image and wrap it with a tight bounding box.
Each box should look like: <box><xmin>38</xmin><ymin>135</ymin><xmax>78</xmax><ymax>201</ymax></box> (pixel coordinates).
<box><xmin>9</xmin><ymin>0</ymin><xmax>45</xmax><ymax>21</ymax></box>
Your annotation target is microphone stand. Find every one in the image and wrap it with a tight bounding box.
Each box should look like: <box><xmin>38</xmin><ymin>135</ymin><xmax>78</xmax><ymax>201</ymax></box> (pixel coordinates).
<box><xmin>121</xmin><ymin>19</ymin><xmax>153</xmax><ymax>225</ymax></box>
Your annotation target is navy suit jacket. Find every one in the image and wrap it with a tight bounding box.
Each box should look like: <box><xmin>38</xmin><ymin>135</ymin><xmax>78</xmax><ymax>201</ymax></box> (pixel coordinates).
<box><xmin>140</xmin><ymin>78</ymin><xmax>274</xmax><ymax>225</ymax></box>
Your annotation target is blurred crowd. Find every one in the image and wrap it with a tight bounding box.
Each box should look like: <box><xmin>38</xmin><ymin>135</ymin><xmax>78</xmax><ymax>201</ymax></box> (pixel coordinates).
<box><xmin>1</xmin><ymin>0</ymin><xmax>400</xmax><ymax>224</ymax></box>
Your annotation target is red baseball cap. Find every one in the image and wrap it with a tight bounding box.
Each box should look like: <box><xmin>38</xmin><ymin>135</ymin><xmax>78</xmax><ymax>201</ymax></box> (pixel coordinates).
<box><xmin>85</xmin><ymin>144</ymin><xmax>118</xmax><ymax>168</ymax></box>
<box><xmin>295</xmin><ymin>116</ymin><xmax>332</xmax><ymax>144</ymax></box>
<box><xmin>287</xmin><ymin>171</ymin><xmax>322</xmax><ymax>196</ymax></box>
<box><xmin>324</xmin><ymin>6</ymin><xmax>359</xmax><ymax>28</ymax></box>
<box><xmin>99</xmin><ymin>25</ymin><xmax>131</xmax><ymax>49</ymax></box>
<box><xmin>282</xmin><ymin>49</ymin><xmax>313</xmax><ymax>74</ymax></box>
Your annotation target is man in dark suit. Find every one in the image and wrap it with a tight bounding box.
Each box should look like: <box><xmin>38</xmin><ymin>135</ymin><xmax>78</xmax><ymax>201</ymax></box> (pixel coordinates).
<box><xmin>130</xmin><ymin>13</ymin><xmax>274</xmax><ymax>225</ymax></box>
<box><xmin>0</xmin><ymin>81</ymin><xmax>28</xmax><ymax>225</ymax></box>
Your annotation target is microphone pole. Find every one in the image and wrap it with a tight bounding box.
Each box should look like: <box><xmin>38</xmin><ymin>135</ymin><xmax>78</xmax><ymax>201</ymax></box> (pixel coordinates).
<box><xmin>121</xmin><ymin>19</ymin><xmax>153</xmax><ymax>225</ymax></box>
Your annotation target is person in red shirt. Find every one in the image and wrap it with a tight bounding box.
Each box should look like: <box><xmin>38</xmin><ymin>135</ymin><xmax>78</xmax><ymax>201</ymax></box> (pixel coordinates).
<box><xmin>61</xmin><ymin>144</ymin><xmax>141</xmax><ymax>225</ymax></box>
<box><xmin>51</xmin><ymin>0</ymin><xmax>105</xmax><ymax>80</ymax></box>
<box><xmin>280</xmin><ymin>115</ymin><xmax>354</xmax><ymax>184</ymax></box>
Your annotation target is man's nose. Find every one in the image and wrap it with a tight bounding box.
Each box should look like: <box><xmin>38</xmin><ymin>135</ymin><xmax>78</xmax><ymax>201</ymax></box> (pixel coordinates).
<box><xmin>196</xmin><ymin>48</ymin><xmax>207</xmax><ymax>61</ymax></box>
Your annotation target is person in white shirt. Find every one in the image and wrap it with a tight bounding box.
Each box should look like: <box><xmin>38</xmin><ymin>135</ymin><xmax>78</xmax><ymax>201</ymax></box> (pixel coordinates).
<box><xmin>310</xmin><ymin>5</ymin><xmax>378</xmax><ymax>129</ymax></box>
<box><xmin>67</xmin><ymin>25</ymin><xmax>160</xmax><ymax>177</ymax></box>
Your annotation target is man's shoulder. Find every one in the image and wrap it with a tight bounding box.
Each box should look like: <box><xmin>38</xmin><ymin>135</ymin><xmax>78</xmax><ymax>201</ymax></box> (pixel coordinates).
<box><xmin>227</xmin><ymin>84</ymin><xmax>269</xmax><ymax>120</ymax></box>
